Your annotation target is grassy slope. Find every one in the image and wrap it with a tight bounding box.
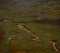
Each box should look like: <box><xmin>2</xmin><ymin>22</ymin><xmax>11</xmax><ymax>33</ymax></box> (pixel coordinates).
<box><xmin>0</xmin><ymin>1</ymin><xmax>60</xmax><ymax>53</ymax></box>
<box><xmin>0</xmin><ymin>22</ymin><xmax>60</xmax><ymax>53</ymax></box>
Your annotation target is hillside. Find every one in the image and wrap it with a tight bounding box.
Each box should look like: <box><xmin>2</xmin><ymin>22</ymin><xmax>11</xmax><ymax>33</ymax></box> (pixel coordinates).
<box><xmin>0</xmin><ymin>0</ymin><xmax>60</xmax><ymax>53</ymax></box>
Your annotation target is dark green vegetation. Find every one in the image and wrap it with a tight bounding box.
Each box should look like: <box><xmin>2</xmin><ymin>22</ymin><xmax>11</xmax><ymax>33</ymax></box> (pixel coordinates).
<box><xmin>0</xmin><ymin>0</ymin><xmax>60</xmax><ymax>53</ymax></box>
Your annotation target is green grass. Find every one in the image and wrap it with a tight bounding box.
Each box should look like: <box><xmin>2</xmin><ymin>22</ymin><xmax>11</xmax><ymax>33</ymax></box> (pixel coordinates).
<box><xmin>0</xmin><ymin>2</ymin><xmax>60</xmax><ymax>53</ymax></box>
<box><xmin>0</xmin><ymin>21</ymin><xmax>60</xmax><ymax>53</ymax></box>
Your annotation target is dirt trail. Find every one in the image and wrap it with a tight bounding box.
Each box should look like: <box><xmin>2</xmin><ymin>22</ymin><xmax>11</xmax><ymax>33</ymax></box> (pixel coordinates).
<box><xmin>51</xmin><ymin>40</ymin><xmax>60</xmax><ymax>53</ymax></box>
<box><xmin>16</xmin><ymin>24</ymin><xmax>39</xmax><ymax>41</ymax></box>
<box><xmin>52</xmin><ymin>42</ymin><xmax>60</xmax><ymax>53</ymax></box>
<box><xmin>1</xmin><ymin>19</ymin><xmax>39</xmax><ymax>41</ymax></box>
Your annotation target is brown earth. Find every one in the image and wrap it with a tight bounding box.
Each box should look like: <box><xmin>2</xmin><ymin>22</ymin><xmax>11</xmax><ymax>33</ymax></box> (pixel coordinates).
<box><xmin>13</xmin><ymin>50</ymin><xmax>26</xmax><ymax>53</ymax></box>
<box><xmin>0</xmin><ymin>27</ymin><xmax>5</xmax><ymax>43</ymax></box>
<box><xmin>0</xmin><ymin>27</ymin><xmax>6</xmax><ymax>52</ymax></box>
<box><xmin>12</xmin><ymin>50</ymin><xmax>46</xmax><ymax>53</ymax></box>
